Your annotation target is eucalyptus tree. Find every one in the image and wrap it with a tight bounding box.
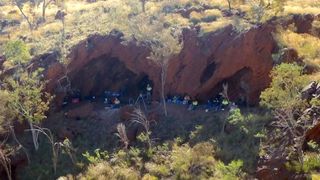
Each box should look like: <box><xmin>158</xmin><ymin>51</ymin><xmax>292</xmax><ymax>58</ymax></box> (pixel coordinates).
<box><xmin>127</xmin><ymin>14</ymin><xmax>183</xmax><ymax>116</ymax></box>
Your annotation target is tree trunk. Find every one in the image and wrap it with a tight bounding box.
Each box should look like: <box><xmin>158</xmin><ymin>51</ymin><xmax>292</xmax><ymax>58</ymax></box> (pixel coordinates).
<box><xmin>42</xmin><ymin>0</ymin><xmax>46</xmax><ymax>22</ymax></box>
<box><xmin>161</xmin><ymin>64</ymin><xmax>168</xmax><ymax>116</ymax></box>
<box><xmin>0</xmin><ymin>150</ymin><xmax>12</xmax><ymax>180</ymax></box>
<box><xmin>297</xmin><ymin>135</ymin><xmax>305</xmax><ymax>164</ymax></box>
<box><xmin>28</xmin><ymin>121</ymin><xmax>39</xmax><ymax>151</ymax></box>
<box><xmin>16</xmin><ymin>3</ymin><xmax>33</xmax><ymax>30</ymax></box>
<box><xmin>141</xmin><ymin>0</ymin><xmax>146</xmax><ymax>13</ymax></box>
<box><xmin>227</xmin><ymin>0</ymin><xmax>231</xmax><ymax>11</ymax></box>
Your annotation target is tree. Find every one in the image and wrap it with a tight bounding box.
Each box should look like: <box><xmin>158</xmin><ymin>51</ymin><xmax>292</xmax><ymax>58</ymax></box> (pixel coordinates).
<box><xmin>271</xmin><ymin>0</ymin><xmax>287</xmax><ymax>16</ymax></box>
<box><xmin>0</xmin><ymin>87</ymin><xmax>26</xmax><ymax>180</ymax></box>
<box><xmin>6</xmin><ymin>69</ymin><xmax>53</xmax><ymax>151</ymax></box>
<box><xmin>148</xmin><ymin>30</ymin><xmax>182</xmax><ymax>116</ymax></box>
<box><xmin>249</xmin><ymin>0</ymin><xmax>268</xmax><ymax>23</ymax></box>
<box><xmin>12</xmin><ymin>0</ymin><xmax>34</xmax><ymax>30</ymax></box>
<box><xmin>248</xmin><ymin>0</ymin><xmax>287</xmax><ymax>23</ymax></box>
<box><xmin>226</xmin><ymin>0</ymin><xmax>233</xmax><ymax>11</ymax></box>
<box><xmin>140</xmin><ymin>0</ymin><xmax>146</xmax><ymax>13</ymax></box>
<box><xmin>260</xmin><ymin>63</ymin><xmax>310</xmax><ymax>164</ymax></box>
<box><xmin>41</xmin><ymin>0</ymin><xmax>55</xmax><ymax>22</ymax></box>
<box><xmin>127</xmin><ymin>14</ymin><xmax>183</xmax><ymax>116</ymax></box>
<box><xmin>226</xmin><ymin>0</ymin><xmax>246</xmax><ymax>11</ymax></box>
<box><xmin>260</xmin><ymin>63</ymin><xmax>308</xmax><ymax>110</ymax></box>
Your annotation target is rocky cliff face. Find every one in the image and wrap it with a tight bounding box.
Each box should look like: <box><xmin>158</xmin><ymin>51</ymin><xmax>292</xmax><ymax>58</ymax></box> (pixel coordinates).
<box><xmin>43</xmin><ymin>25</ymin><xmax>276</xmax><ymax>106</ymax></box>
<box><xmin>37</xmin><ymin>14</ymin><xmax>318</xmax><ymax>107</ymax></box>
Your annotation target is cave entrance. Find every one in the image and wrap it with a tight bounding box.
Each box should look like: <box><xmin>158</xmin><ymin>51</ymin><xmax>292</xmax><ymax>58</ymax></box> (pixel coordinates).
<box><xmin>68</xmin><ymin>55</ymin><xmax>152</xmax><ymax>103</ymax></box>
<box><xmin>206</xmin><ymin>67</ymin><xmax>253</xmax><ymax>106</ymax></box>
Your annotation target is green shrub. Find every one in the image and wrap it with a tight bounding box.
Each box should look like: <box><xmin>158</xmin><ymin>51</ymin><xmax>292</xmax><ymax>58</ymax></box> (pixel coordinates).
<box><xmin>216</xmin><ymin>160</ymin><xmax>245</xmax><ymax>180</ymax></box>
<box><xmin>82</xmin><ymin>149</ymin><xmax>109</xmax><ymax>164</ymax></box>
<box><xmin>286</xmin><ymin>153</ymin><xmax>320</xmax><ymax>173</ymax></box>
<box><xmin>260</xmin><ymin>63</ymin><xmax>309</xmax><ymax>110</ymax></box>
<box><xmin>4</xmin><ymin>39</ymin><xmax>31</xmax><ymax>65</ymax></box>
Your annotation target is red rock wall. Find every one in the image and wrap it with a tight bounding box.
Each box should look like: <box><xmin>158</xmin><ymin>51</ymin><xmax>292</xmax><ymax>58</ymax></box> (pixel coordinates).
<box><xmin>44</xmin><ymin>24</ymin><xmax>277</xmax><ymax>105</ymax></box>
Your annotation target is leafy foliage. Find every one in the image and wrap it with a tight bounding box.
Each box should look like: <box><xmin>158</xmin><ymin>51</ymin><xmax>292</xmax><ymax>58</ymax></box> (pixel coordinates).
<box><xmin>286</xmin><ymin>153</ymin><xmax>320</xmax><ymax>174</ymax></box>
<box><xmin>216</xmin><ymin>160</ymin><xmax>244</xmax><ymax>180</ymax></box>
<box><xmin>0</xmin><ymin>91</ymin><xmax>13</xmax><ymax>134</ymax></box>
<box><xmin>260</xmin><ymin>63</ymin><xmax>308</xmax><ymax>110</ymax></box>
<box><xmin>78</xmin><ymin>141</ymin><xmax>245</xmax><ymax>180</ymax></box>
<box><xmin>260</xmin><ymin>63</ymin><xmax>312</xmax><ymax>169</ymax></box>
<box><xmin>6</xmin><ymin>69</ymin><xmax>52</xmax><ymax>124</ymax></box>
<box><xmin>4</xmin><ymin>40</ymin><xmax>31</xmax><ymax>66</ymax></box>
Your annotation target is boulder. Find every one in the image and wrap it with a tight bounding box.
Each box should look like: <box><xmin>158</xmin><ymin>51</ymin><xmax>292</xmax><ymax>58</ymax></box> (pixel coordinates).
<box><xmin>301</xmin><ymin>81</ymin><xmax>318</xmax><ymax>100</ymax></box>
<box><xmin>279</xmin><ymin>48</ymin><xmax>301</xmax><ymax>64</ymax></box>
<box><xmin>55</xmin><ymin>10</ymin><xmax>67</xmax><ymax>20</ymax></box>
<box><xmin>256</xmin><ymin>158</ymin><xmax>296</xmax><ymax>180</ymax></box>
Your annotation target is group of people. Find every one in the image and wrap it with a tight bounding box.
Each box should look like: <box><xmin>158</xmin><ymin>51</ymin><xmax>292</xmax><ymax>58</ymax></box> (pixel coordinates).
<box><xmin>62</xmin><ymin>84</ymin><xmax>234</xmax><ymax>112</ymax></box>
<box><xmin>167</xmin><ymin>95</ymin><xmax>230</xmax><ymax>112</ymax></box>
<box><xmin>62</xmin><ymin>89</ymin><xmax>123</xmax><ymax>109</ymax></box>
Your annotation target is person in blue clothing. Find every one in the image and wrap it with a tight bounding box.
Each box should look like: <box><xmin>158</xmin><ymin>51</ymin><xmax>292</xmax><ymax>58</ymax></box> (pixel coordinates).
<box><xmin>172</xmin><ymin>96</ymin><xmax>178</xmax><ymax>104</ymax></box>
<box><xmin>205</xmin><ymin>100</ymin><xmax>213</xmax><ymax>112</ymax></box>
<box><xmin>212</xmin><ymin>98</ymin><xmax>221</xmax><ymax>111</ymax></box>
<box><xmin>183</xmin><ymin>95</ymin><xmax>191</xmax><ymax>105</ymax></box>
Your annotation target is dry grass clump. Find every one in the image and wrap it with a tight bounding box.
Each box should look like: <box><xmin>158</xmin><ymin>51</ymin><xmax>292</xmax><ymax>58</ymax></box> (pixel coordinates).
<box><xmin>284</xmin><ymin>6</ymin><xmax>320</xmax><ymax>16</ymax></box>
<box><xmin>190</xmin><ymin>9</ymin><xmax>222</xmax><ymax>24</ymax></box>
<box><xmin>284</xmin><ymin>0</ymin><xmax>320</xmax><ymax>16</ymax></box>
<box><xmin>0</xmin><ymin>7</ymin><xmax>21</xmax><ymax>22</ymax></box>
<box><xmin>199</xmin><ymin>18</ymin><xmax>232</xmax><ymax>35</ymax></box>
<box><xmin>39</xmin><ymin>22</ymin><xmax>63</xmax><ymax>36</ymax></box>
<box><xmin>276</xmin><ymin>30</ymin><xmax>320</xmax><ymax>61</ymax></box>
<box><xmin>197</xmin><ymin>0</ymin><xmax>228</xmax><ymax>8</ymax></box>
<box><xmin>275</xmin><ymin>29</ymin><xmax>320</xmax><ymax>72</ymax></box>
<box><xmin>164</xmin><ymin>13</ymin><xmax>190</xmax><ymax>28</ymax></box>
<box><xmin>78</xmin><ymin>162</ymin><xmax>140</xmax><ymax>180</ymax></box>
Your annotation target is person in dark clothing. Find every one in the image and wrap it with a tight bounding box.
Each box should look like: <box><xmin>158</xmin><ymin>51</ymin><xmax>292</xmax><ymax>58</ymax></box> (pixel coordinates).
<box><xmin>146</xmin><ymin>84</ymin><xmax>152</xmax><ymax>104</ymax></box>
<box><xmin>62</xmin><ymin>96</ymin><xmax>69</xmax><ymax>107</ymax></box>
<box><xmin>112</xmin><ymin>97</ymin><xmax>121</xmax><ymax>109</ymax></box>
<box><xmin>188</xmin><ymin>100</ymin><xmax>198</xmax><ymax>111</ymax></box>
<box><xmin>70</xmin><ymin>89</ymin><xmax>81</xmax><ymax>104</ymax></box>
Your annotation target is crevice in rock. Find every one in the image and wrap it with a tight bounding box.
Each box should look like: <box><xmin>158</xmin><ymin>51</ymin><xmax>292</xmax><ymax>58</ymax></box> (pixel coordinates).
<box><xmin>200</xmin><ymin>61</ymin><xmax>217</xmax><ymax>84</ymax></box>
